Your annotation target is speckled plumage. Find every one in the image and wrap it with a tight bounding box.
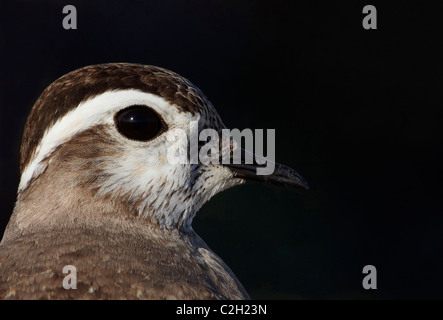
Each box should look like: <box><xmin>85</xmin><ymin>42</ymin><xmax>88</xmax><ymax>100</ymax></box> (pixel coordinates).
<box><xmin>0</xmin><ymin>217</ymin><xmax>247</xmax><ymax>299</ymax></box>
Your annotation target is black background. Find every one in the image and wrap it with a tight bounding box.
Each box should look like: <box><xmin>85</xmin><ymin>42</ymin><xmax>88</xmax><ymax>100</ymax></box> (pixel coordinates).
<box><xmin>0</xmin><ymin>1</ymin><xmax>442</xmax><ymax>299</ymax></box>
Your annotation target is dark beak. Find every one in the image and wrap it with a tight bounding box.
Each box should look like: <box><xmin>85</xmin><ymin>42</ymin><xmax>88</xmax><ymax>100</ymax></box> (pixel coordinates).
<box><xmin>223</xmin><ymin>148</ymin><xmax>309</xmax><ymax>190</ymax></box>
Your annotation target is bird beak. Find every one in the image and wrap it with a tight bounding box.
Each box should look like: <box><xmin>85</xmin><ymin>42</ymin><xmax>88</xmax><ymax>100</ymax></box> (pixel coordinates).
<box><xmin>223</xmin><ymin>148</ymin><xmax>309</xmax><ymax>190</ymax></box>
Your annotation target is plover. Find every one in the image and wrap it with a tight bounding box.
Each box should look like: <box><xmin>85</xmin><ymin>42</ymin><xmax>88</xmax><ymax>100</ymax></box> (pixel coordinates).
<box><xmin>0</xmin><ymin>63</ymin><xmax>308</xmax><ymax>299</ymax></box>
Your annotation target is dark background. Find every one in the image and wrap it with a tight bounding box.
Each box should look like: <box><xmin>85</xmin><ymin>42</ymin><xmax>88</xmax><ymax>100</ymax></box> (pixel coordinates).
<box><xmin>0</xmin><ymin>1</ymin><xmax>442</xmax><ymax>299</ymax></box>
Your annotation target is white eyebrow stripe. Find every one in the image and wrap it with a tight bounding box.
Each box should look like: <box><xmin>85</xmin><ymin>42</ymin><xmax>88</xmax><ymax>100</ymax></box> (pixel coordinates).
<box><xmin>19</xmin><ymin>89</ymin><xmax>174</xmax><ymax>192</ymax></box>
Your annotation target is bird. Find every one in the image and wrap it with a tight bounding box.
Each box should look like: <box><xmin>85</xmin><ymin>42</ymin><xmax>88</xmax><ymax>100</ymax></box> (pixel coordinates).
<box><xmin>0</xmin><ymin>63</ymin><xmax>308</xmax><ymax>299</ymax></box>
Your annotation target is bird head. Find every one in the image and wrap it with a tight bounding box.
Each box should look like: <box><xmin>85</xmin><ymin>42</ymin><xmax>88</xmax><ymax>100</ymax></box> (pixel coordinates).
<box><xmin>17</xmin><ymin>63</ymin><xmax>307</xmax><ymax>231</ymax></box>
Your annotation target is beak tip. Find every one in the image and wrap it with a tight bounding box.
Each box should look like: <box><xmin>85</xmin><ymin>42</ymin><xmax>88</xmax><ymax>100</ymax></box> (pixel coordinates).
<box><xmin>299</xmin><ymin>176</ymin><xmax>310</xmax><ymax>190</ymax></box>
<box><xmin>289</xmin><ymin>176</ymin><xmax>310</xmax><ymax>190</ymax></box>
<box><xmin>301</xmin><ymin>182</ymin><xmax>310</xmax><ymax>190</ymax></box>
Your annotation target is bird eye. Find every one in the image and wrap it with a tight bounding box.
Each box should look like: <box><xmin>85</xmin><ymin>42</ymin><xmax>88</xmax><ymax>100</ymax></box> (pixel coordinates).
<box><xmin>115</xmin><ymin>105</ymin><xmax>166</xmax><ymax>141</ymax></box>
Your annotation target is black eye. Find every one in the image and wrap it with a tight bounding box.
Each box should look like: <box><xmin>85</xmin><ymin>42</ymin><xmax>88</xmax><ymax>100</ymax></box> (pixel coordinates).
<box><xmin>115</xmin><ymin>105</ymin><xmax>166</xmax><ymax>141</ymax></box>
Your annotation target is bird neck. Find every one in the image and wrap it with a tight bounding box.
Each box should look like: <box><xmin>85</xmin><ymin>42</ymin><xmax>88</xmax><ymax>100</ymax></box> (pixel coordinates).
<box><xmin>3</xmin><ymin>170</ymin><xmax>195</xmax><ymax>243</ymax></box>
